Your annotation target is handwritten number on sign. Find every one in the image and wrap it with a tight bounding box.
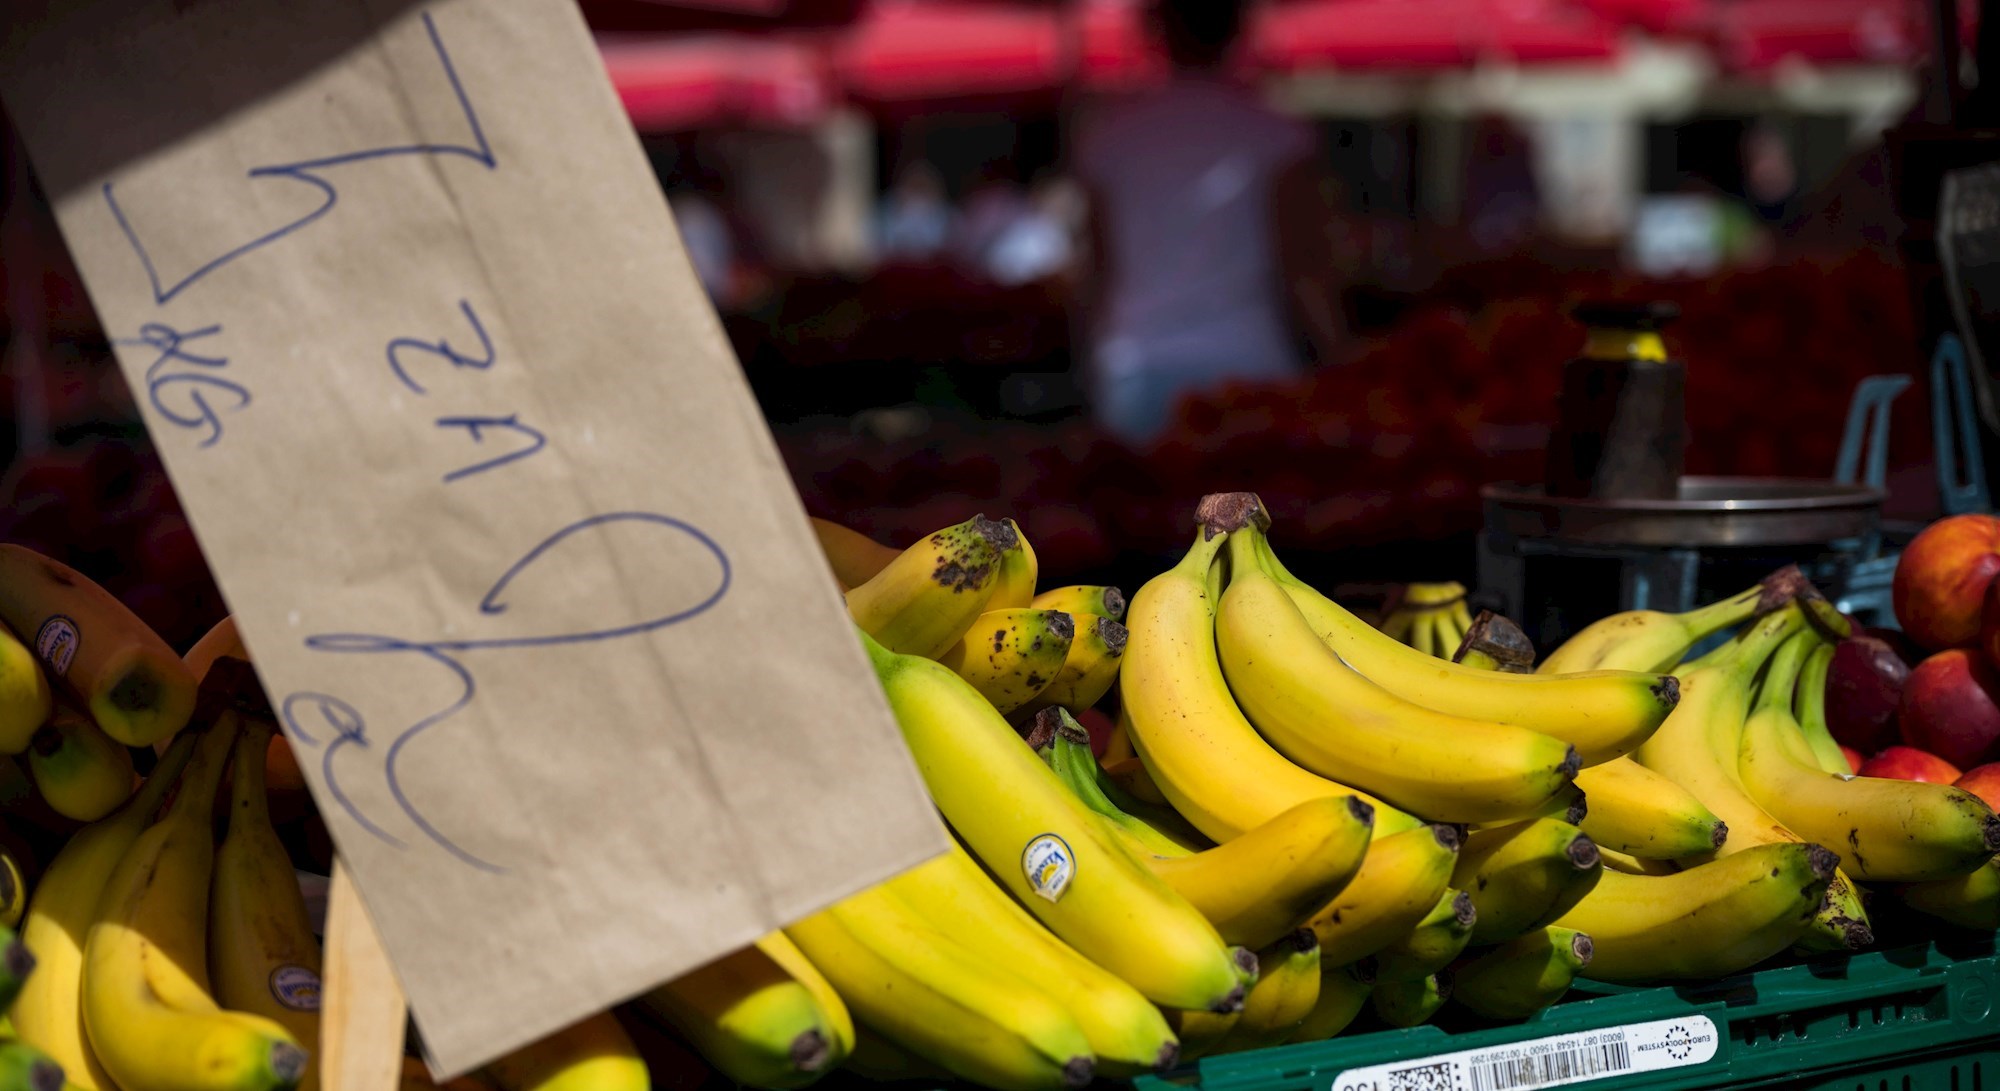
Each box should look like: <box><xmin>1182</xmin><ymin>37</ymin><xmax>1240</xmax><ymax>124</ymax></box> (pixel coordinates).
<box><xmin>102</xmin><ymin>12</ymin><xmax>495</xmax><ymax>306</ymax></box>
<box><xmin>436</xmin><ymin>415</ymin><xmax>547</xmax><ymax>483</ymax></box>
<box><xmin>280</xmin><ymin>513</ymin><xmax>733</xmax><ymax>873</ymax></box>
<box><xmin>116</xmin><ymin>323</ymin><xmax>251</xmax><ymax>448</ymax></box>
<box><xmin>387</xmin><ymin>299</ymin><xmax>495</xmax><ymax>395</ymax></box>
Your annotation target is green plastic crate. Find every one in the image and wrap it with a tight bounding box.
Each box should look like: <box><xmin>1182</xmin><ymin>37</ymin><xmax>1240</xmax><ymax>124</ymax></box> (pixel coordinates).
<box><xmin>1132</xmin><ymin>933</ymin><xmax>2000</xmax><ymax>1091</ymax></box>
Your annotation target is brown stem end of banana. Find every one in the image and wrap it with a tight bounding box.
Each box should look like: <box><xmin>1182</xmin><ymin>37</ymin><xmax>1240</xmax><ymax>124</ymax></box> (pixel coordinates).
<box><xmin>1195</xmin><ymin>493</ymin><xmax>1270</xmax><ymax>538</ymax></box>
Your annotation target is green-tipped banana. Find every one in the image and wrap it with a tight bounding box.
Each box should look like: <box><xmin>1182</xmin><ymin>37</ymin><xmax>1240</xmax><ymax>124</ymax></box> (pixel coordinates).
<box><xmin>1453</xmin><ymin>819</ymin><xmax>1601</xmax><ymax>944</ymax></box>
<box><xmin>1553</xmin><ymin>843</ymin><xmax>1834</xmax><ymax>982</ymax></box>
<box><xmin>1364</xmin><ymin>890</ymin><xmax>1475</xmax><ymax>982</ymax></box>
<box><xmin>0</xmin><ymin>1041</ymin><xmax>63</xmax><ymax>1091</ymax></box>
<box><xmin>845</xmin><ymin>515</ymin><xmax>1018</xmax><ymax>658</ymax></box>
<box><xmin>937</xmin><ymin>609</ymin><xmax>1073</xmax><ymax>714</ymax></box>
<box><xmin>1038</xmin><ymin>715</ymin><xmax>1207</xmax><ymax>857</ymax></box>
<box><xmin>1539</xmin><ymin>570</ymin><xmax>1800</xmax><ymax>674</ymax></box>
<box><xmin>1793</xmin><ymin>643</ymin><xmax>1856</xmax><ymax>775</ymax></box>
<box><xmin>25</xmin><ymin>702</ymin><xmax>133</xmax><ymax>823</ymax></box>
<box><xmin>1450</xmin><ymin>927</ymin><xmax>1592</xmax><ymax>1019</ymax></box>
<box><xmin>1370</xmin><ymin>972</ymin><xmax>1450</xmax><ymax>1028</ymax></box>
<box><xmin>1632</xmin><ymin>605</ymin><xmax>1872</xmax><ymax>951</ymax></box>
<box><xmin>640</xmin><ymin>940</ymin><xmax>846</xmax><ymax>1089</ymax></box>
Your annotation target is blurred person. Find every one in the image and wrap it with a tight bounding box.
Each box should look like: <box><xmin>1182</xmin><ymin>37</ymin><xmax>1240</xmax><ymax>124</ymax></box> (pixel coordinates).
<box><xmin>951</xmin><ymin>161</ymin><xmax>1034</xmax><ymax>273</ymax></box>
<box><xmin>1070</xmin><ymin>0</ymin><xmax>1350</xmax><ymax>445</ymax></box>
<box><xmin>876</xmin><ymin>161</ymin><xmax>956</xmax><ymax>260</ymax></box>
<box><xmin>1462</xmin><ymin>114</ymin><xmax>1543</xmax><ymax>255</ymax></box>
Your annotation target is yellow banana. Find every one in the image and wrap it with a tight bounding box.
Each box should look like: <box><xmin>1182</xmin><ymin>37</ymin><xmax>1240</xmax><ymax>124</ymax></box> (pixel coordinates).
<box><xmin>752</xmin><ymin>931</ymin><xmax>854</xmax><ymax>1059</ymax></box>
<box><xmin>882</xmin><ymin>836</ymin><xmax>1179</xmax><ymax>1077</ymax></box>
<box><xmin>26</xmin><ymin>700</ymin><xmax>133</xmax><ymax>823</ymax></box>
<box><xmin>938</xmin><ymin>609</ymin><xmax>1073</xmax><ymax>714</ymax></box>
<box><xmin>1631</xmin><ymin>605</ymin><xmax>1872</xmax><ymax>950</ymax></box>
<box><xmin>1016</xmin><ymin>616</ymin><xmax>1126</xmax><ymax>718</ymax></box>
<box><xmin>1214</xmin><ymin>931</ymin><xmax>1321</xmax><ymax>1053</ymax></box>
<box><xmin>1287</xmin><ymin>963</ymin><xmax>1370</xmax><ymax>1043</ymax></box>
<box><xmin>183</xmin><ymin>616</ymin><xmax>249</xmax><ymax>681</ymax></box>
<box><xmin>783</xmin><ymin>882</ymin><xmax>1095</xmax><ymax>1091</ymax></box>
<box><xmin>1555</xmin><ymin>843</ymin><xmax>1834</xmax><ymax>982</ymax></box>
<box><xmin>1538</xmin><ymin>570</ymin><xmax>1797</xmax><ymax>674</ymax></box>
<box><xmin>483</xmin><ymin>1011</ymin><xmax>648</xmax><ymax>1091</ymax></box>
<box><xmin>862</xmin><ymin>631</ymin><xmax>1242</xmax><ymax>1011</ymax></box>
<box><xmin>1365</xmin><ymin>889</ymin><xmax>1475</xmax><ymax>982</ymax></box>
<box><xmin>209</xmin><ymin>721</ymin><xmax>322</xmax><ymax>1091</ymax></box>
<box><xmin>844</xmin><ymin>515</ymin><xmax>1018</xmax><ymax>658</ymax></box>
<box><xmin>808</xmin><ymin>518</ymin><xmax>900</xmax><ymax>590</ymax></box>
<box><xmin>1450</xmin><ymin>927</ymin><xmax>1592</xmax><ymax>1019</ymax></box>
<box><xmin>12</xmin><ymin>729</ymin><xmax>198</xmax><ymax>1091</ymax></box>
<box><xmin>1740</xmin><ymin>701</ymin><xmax>2000</xmax><ymax>881</ymax></box>
<box><xmin>1219</xmin><ymin>528</ymin><xmax>1578</xmax><ymax>823</ymax></box>
<box><xmin>0</xmin><ymin>545</ymin><xmax>195</xmax><ymax>747</ymax></box>
<box><xmin>1370</xmin><ymin>972</ymin><xmax>1449</xmax><ymax>1028</ymax></box>
<box><xmin>639</xmin><ymin>940</ymin><xmax>843</xmax><ymax>1089</ymax></box>
<box><xmin>1793</xmin><ymin>643</ymin><xmax>1857</xmax><ymax>775</ymax></box>
<box><xmin>1572</xmin><ymin>756</ymin><xmax>1726</xmax><ymax>858</ymax></box>
<box><xmin>1258</xmin><ymin>537</ymin><xmax>1679</xmax><ymax>765</ymax></box>
<box><xmin>1309</xmin><ymin>824</ymin><xmax>1462</xmax><ymax>966</ymax></box>
<box><xmin>0</xmin><ymin>620</ymin><xmax>49</xmax><ymax>756</ymax></box>
<box><xmin>1161</xmin><ymin>1007</ymin><xmax>1235</xmax><ymax>1064</ymax></box>
<box><xmin>81</xmin><ymin>713</ymin><xmax>309</xmax><ymax>1091</ymax></box>
<box><xmin>1893</xmin><ymin>855</ymin><xmax>2000</xmax><ymax>930</ymax></box>
<box><xmin>1117</xmin><ymin>496</ymin><xmax>1422</xmax><ymax>843</ymax></box>
<box><xmin>1452</xmin><ymin>819</ymin><xmax>1602</xmax><ymax>945</ymax></box>
<box><xmin>1141</xmin><ymin>796</ymin><xmax>1375</xmax><ymax>951</ymax></box>
<box><xmin>1030</xmin><ymin>586</ymin><xmax>1125</xmax><ymax>622</ymax></box>
<box><xmin>986</xmin><ymin>519</ymin><xmax>1038</xmax><ymax>611</ymax></box>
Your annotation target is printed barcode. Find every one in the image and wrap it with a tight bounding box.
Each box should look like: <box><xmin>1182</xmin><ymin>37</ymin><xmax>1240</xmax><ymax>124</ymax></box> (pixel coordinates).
<box><xmin>1468</xmin><ymin>1040</ymin><xmax>1633</xmax><ymax>1091</ymax></box>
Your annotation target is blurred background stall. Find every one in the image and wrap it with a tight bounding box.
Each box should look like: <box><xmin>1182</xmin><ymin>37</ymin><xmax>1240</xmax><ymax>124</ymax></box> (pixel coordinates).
<box><xmin>0</xmin><ymin>0</ymin><xmax>1981</xmax><ymax>644</ymax></box>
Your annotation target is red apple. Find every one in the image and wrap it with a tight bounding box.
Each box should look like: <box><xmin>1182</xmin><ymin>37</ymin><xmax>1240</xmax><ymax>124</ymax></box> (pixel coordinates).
<box><xmin>1902</xmin><ymin>649</ymin><xmax>2000</xmax><ymax>768</ymax></box>
<box><xmin>1840</xmin><ymin>745</ymin><xmax>1864</xmax><ymax>774</ymax></box>
<box><xmin>1956</xmin><ymin>763</ymin><xmax>2000</xmax><ymax>811</ymax></box>
<box><xmin>1894</xmin><ymin>514</ymin><xmax>2000</xmax><ymax>650</ymax></box>
<box><xmin>1858</xmin><ymin>745</ymin><xmax>1964</xmax><ymax>784</ymax></box>
<box><xmin>1825</xmin><ymin>635</ymin><xmax>1911</xmax><ymax>753</ymax></box>
<box><xmin>1861</xmin><ymin>626</ymin><xmax>1923</xmax><ymax>669</ymax></box>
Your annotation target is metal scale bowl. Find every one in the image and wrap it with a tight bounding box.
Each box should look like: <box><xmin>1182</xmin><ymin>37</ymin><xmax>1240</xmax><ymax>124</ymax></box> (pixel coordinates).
<box><xmin>1477</xmin><ymin>477</ymin><xmax>1888</xmax><ymax>649</ymax></box>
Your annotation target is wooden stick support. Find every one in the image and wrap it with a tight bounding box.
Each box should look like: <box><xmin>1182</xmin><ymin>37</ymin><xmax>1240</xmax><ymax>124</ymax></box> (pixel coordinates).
<box><xmin>321</xmin><ymin>858</ymin><xmax>407</xmax><ymax>1091</ymax></box>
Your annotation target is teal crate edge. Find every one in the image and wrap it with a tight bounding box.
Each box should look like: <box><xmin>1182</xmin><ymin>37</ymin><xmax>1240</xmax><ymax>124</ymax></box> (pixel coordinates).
<box><xmin>1134</xmin><ymin>936</ymin><xmax>2000</xmax><ymax>1091</ymax></box>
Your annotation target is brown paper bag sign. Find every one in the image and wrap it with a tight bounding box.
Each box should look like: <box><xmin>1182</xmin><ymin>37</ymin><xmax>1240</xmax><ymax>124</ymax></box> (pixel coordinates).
<box><xmin>1</xmin><ymin>0</ymin><xmax>944</xmax><ymax>1074</ymax></box>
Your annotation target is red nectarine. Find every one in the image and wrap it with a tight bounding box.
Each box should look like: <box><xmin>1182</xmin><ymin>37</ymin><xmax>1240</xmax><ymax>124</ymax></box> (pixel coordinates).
<box><xmin>1902</xmin><ymin>649</ymin><xmax>2000</xmax><ymax>769</ymax></box>
<box><xmin>1956</xmin><ymin>762</ymin><xmax>2000</xmax><ymax>811</ymax></box>
<box><xmin>1893</xmin><ymin>514</ymin><xmax>2000</xmax><ymax>651</ymax></box>
<box><xmin>1857</xmin><ymin>745</ymin><xmax>1963</xmax><ymax>784</ymax></box>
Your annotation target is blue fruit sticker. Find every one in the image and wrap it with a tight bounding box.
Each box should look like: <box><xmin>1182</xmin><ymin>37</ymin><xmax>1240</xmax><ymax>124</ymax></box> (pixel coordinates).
<box><xmin>1021</xmin><ymin>833</ymin><xmax>1074</xmax><ymax>902</ymax></box>
<box><xmin>34</xmin><ymin>615</ymin><xmax>78</xmax><ymax>676</ymax></box>
<box><xmin>269</xmin><ymin>964</ymin><xmax>323</xmax><ymax>1011</ymax></box>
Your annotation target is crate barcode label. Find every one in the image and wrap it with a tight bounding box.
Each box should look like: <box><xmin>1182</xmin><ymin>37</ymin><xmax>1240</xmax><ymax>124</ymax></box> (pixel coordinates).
<box><xmin>1330</xmin><ymin>1015</ymin><xmax>1719</xmax><ymax>1091</ymax></box>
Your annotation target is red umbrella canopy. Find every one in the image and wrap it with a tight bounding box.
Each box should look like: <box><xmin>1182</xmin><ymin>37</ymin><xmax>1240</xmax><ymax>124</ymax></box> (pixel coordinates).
<box><xmin>830</xmin><ymin>0</ymin><xmax>1072</xmax><ymax>103</ymax></box>
<box><xmin>1250</xmin><ymin>0</ymin><xmax>1618</xmax><ymax>71</ymax></box>
<box><xmin>598</xmin><ymin>33</ymin><xmax>834</xmax><ymax>130</ymax></box>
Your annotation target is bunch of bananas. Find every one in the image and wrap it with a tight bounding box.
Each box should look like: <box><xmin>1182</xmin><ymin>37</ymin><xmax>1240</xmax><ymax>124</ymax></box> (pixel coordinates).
<box><xmin>1375</xmin><ymin>582</ymin><xmax>1476</xmax><ymax>661</ymax></box>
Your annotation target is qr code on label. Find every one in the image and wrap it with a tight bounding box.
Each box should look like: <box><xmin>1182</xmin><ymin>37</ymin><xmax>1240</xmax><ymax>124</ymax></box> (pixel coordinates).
<box><xmin>1385</xmin><ymin>1061</ymin><xmax>1455</xmax><ymax>1091</ymax></box>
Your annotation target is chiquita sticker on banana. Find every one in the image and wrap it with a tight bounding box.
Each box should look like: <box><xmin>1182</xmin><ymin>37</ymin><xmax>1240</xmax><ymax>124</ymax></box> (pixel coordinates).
<box><xmin>34</xmin><ymin>615</ymin><xmax>78</xmax><ymax>676</ymax></box>
<box><xmin>1021</xmin><ymin>834</ymin><xmax>1074</xmax><ymax>902</ymax></box>
<box><xmin>269</xmin><ymin>965</ymin><xmax>322</xmax><ymax>1012</ymax></box>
